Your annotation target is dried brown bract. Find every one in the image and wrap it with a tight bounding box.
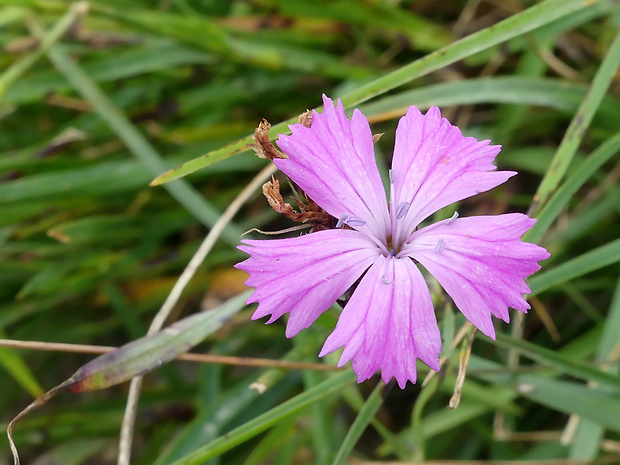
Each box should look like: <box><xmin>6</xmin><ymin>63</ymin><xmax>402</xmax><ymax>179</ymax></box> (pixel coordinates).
<box><xmin>298</xmin><ymin>110</ymin><xmax>312</xmax><ymax>128</ymax></box>
<box><xmin>248</xmin><ymin>119</ymin><xmax>288</xmax><ymax>160</ymax></box>
<box><xmin>262</xmin><ymin>178</ymin><xmax>333</xmax><ymax>232</ymax></box>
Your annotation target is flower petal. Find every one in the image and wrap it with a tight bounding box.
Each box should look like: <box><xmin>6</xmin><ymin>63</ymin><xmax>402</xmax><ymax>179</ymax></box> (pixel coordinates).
<box><xmin>402</xmin><ymin>213</ymin><xmax>550</xmax><ymax>339</ymax></box>
<box><xmin>389</xmin><ymin>106</ymin><xmax>514</xmax><ymax>244</ymax></box>
<box><xmin>235</xmin><ymin>229</ymin><xmax>380</xmax><ymax>337</ymax></box>
<box><xmin>275</xmin><ymin>95</ymin><xmax>390</xmax><ymax>243</ymax></box>
<box><xmin>319</xmin><ymin>255</ymin><xmax>441</xmax><ymax>388</ymax></box>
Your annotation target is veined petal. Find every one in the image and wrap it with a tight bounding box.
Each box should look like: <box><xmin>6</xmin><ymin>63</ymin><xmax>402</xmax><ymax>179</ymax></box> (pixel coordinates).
<box><xmin>320</xmin><ymin>255</ymin><xmax>441</xmax><ymax>388</ymax></box>
<box><xmin>235</xmin><ymin>229</ymin><xmax>380</xmax><ymax>337</ymax></box>
<box><xmin>402</xmin><ymin>213</ymin><xmax>550</xmax><ymax>339</ymax></box>
<box><xmin>390</xmin><ymin>106</ymin><xmax>513</xmax><ymax>245</ymax></box>
<box><xmin>275</xmin><ymin>95</ymin><xmax>390</xmax><ymax>243</ymax></box>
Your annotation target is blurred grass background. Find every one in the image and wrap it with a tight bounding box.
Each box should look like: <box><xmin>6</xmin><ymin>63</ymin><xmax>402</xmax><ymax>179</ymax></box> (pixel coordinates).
<box><xmin>1</xmin><ymin>0</ymin><xmax>620</xmax><ymax>464</ymax></box>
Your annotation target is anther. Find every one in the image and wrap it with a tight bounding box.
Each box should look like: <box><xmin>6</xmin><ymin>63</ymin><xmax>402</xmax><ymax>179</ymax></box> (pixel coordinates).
<box><xmin>434</xmin><ymin>238</ymin><xmax>445</xmax><ymax>254</ymax></box>
<box><xmin>388</xmin><ymin>249</ymin><xmax>396</xmax><ymax>257</ymax></box>
<box><xmin>395</xmin><ymin>202</ymin><xmax>410</xmax><ymax>219</ymax></box>
<box><xmin>381</xmin><ymin>276</ymin><xmax>393</xmax><ymax>284</ymax></box>
<box><xmin>448</xmin><ymin>211</ymin><xmax>459</xmax><ymax>224</ymax></box>
<box><xmin>389</xmin><ymin>169</ymin><xmax>394</xmax><ymax>183</ymax></box>
<box><xmin>336</xmin><ymin>213</ymin><xmax>349</xmax><ymax>228</ymax></box>
<box><xmin>347</xmin><ymin>217</ymin><xmax>366</xmax><ymax>227</ymax></box>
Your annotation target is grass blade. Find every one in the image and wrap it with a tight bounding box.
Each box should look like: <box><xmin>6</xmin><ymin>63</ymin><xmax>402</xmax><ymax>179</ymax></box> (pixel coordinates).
<box><xmin>525</xmin><ymin>132</ymin><xmax>620</xmax><ymax>243</ymax></box>
<box><xmin>152</xmin><ymin>0</ymin><xmax>608</xmax><ymax>185</ymax></box>
<box><xmin>69</xmin><ymin>291</ymin><xmax>249</xmax><ymax>392</ymax></box>
<box><xmin>332</xmin><ymin>382</ymin><xmax>386</xmax><ymax>465</ymax></box>
<box><xmin>0</xmin><ymin>330</ymin><xmax>44</xmax><ymax>398</ymax></box>
<box><xmin>37</xmin><ymin>37</ymin><xmax>243</xmax><ymax>243</ymax></box>
<box><xmin>570</xmin><ymin>275</ymin><xmax>620</xmax><ymax>458</ymax></box>
<box><xmin>0</xmin><ymin>2</ymin><xmax>84</xmax><ymax>97</ymax></box>
<box><xmin>341</xmin><ymin>0</ymin><xmax>610</xmax><ymax>107</ymax></box>
<box><xmin>529</xmin><ymin>238</ymin><xmax>620</xmax><ymax>295</ymax></box>
<box><xmin>529</xmin><ymin>30</ymin><xmax>620</xmax><ymax>215</ymax></box>
<box><xmin>170</xmin><ymin>370</ymin><xmax>356</xmax><ymax>465</ymax></box>
<box><xmin>493</xmin><ymin>333</ymin><xmax>620</xmax><ymax>392</ymax></box>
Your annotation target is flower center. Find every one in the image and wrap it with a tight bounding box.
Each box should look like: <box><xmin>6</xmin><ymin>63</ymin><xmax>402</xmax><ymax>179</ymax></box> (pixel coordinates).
<box><xmin>385</xmin><ymin>234</ymin><xmax>401</xmax><ymax>257</ymax></box>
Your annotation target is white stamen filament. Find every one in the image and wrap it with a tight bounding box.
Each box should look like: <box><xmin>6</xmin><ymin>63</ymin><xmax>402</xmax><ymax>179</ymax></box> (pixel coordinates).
<box><xmin>434</xmin><ymin>238</ymin><xmax>445</xmax><ymax>254</ymax></box>
<box><xmin>336</xmin><ymin>213</ymin><xmax>349</xmax><ymax>228</ymax></box>
<box><xmin>448</xmin><ymin>211</ymin><xmax>459</xmax><ymax>224</ymax></box>
<box><xmin>389</xmin><ymin>169</ymin><xmax>394</xmax><ymax>183</ymax></box>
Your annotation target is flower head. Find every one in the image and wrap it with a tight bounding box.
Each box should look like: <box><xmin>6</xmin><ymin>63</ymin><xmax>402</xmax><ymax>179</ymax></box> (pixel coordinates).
<box><xmin>236</xmin><ymin>95</ymin><xmax>550</xmax><ymax>388</ymax></box>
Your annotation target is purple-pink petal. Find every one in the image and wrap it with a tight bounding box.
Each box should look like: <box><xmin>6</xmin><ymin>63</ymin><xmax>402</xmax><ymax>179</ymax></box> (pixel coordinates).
<box><xmin>402</xmin><ymin>213</ymin><xmax>550</xmax><ymax>339</ymax></box>
<box><xmin>389</xmin><ymin>106</ymin><xmax>514</xmax><ymax>242</ymax></box>
<box><xmin>275</xmin><ymin>95</ymin><xmax>390</xmax><ymax>243</ymax></box>
<box><xmin>235</xmin><ymin>229</ymin><xmax>380</xmax><ymax>338</ymax></box>
<box><xmin>320</xmin><ymin>255</ymin><xmax>441</xmax><ymax>388</ymax></box>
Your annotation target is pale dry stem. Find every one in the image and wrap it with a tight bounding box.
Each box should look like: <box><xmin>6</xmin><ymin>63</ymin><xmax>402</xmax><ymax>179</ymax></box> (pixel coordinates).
<box><xmin>117</xmin><ymin>163</ymin><xmax>278</xmax><ymax>465</ymax></box>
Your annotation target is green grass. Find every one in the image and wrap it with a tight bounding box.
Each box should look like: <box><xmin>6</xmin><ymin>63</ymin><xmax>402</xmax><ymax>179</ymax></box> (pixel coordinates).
<box><xmin>1</xmin><ymin>0</ymin><xmax>619</xmax><ymax>464</ymax></box>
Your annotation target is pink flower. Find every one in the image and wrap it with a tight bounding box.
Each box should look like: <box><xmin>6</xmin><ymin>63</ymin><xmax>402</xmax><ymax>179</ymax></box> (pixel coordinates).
<box><xmin>236</xmin><ymin>95</ymin><xmax>550</xmax><ymax>388</ymax></box>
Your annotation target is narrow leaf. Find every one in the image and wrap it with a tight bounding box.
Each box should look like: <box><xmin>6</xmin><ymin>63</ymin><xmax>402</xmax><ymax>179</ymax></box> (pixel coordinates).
<box><xmin>69</xmin><ymin>291</ymin><xmax>249</xmax><ymax>392</ymax></box>
<box><xmin>7</xmin><ymin>292</ymin><xmax>249</xmax><ymax>465</ymax></box>
<box><xmin>332</xmin><ymin>381</ymin><xmax>387</xmax><ymax>465</ymax></box>
<box><xmin>525</xmin><ymin>131</ymin><xmax>620</xmax><ymax>243</ymax></box>
<box><xmin>529</xmin><ymin>238</ymin><xmax>620</xmax><ymax>295</ymax></box>
<box><xmin>518</xmin><ymin>376</ymin><xmax>620</xmax><ymax>433</ymax></box>
<box><xmin>493</xmin><ymin>333</ymin><xmax>620</xmax><ymax>392</ymax></box>
<box><xmin>152</xmin><ymin>0</ymin><xmax>605</xmax><ymax>185</ymax></box>
<box><xmin>530</xmin><ymin>30</ymin><xmax>620</xmax><ymax>215</ymax></box>
<box><xmin>170</xmin><ymin>370</ymin><xmax>356</xmax><ymax>465</ymax></box>
<box><xmin>39</xmin><ymin>37</ymin><xmax>243</xmax><ymax>240</ymax></box>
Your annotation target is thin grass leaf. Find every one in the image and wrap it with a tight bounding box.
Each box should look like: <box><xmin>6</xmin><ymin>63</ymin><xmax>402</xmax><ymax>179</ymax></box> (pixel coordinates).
<box><xmin>89</xmin><ymin>2</ymin><xmax>232</xmax><ymax>55</ymax></box>
<box><xmin>525</xmin><ymin>132</ymin><xmax>620</xmax><ymax>243</ymax></box>
<box><xmin>332</xmin><ymin>381</ymin><xmax>386</xmax><ymax>465</ymax></box>
<box><xmin>469</xmin><ymin>355</ymin><xmax>620</xmax><ymax>434</ymax></box>
<box><xmin>0</xmin><ymin>153</ymin><xmax>264</xmax><ymax>204</ymax></box>
<box><xmin>422</xmin><ymin>386</ymin><xmax>517</xmax><ymax>440</ymax></box>
<box><xmin>516</xmin><ymin>375</ymin><xmax>620</xmax><ymax>433</ymax></box>
<box><xmin>25</xmin><ymin>439</ymin><xmax>109</xmax><ymax>465</ymax></box>
<box><xmin>7</xmin><ymin>291</ymin><xmax>248</xmax><ymax>464</ymax></box>
<box><xmin>274</xmin><ymin>0</ymin><xmax>451</xmax><ymax>51</ymax></box>
<box><xmin>39</xmin><ymin>38</ymin><xmax>244</xmax><ymax>243</ymax></box>
<box><xmin>4</xmin><ymin>41</ymin><xmax>215</xmax><ymax>104</ymax></box>
<box><xmin>69</xmin><ymin>291</ymin><xmax>249</xmax><ymax>392</ymax></box>
<box><xmin>570</xmin><ymin>275</ymin><xmax>620</xmax><ymax>458</ymax></box>
<box><xmin>493</xmin><ymin>37</ymin><xmax>554</xmax><ymax>145</ymax></box>
<box><xmin>529</xmin><ymin>238</ymin><xmax>620</xmax><ymax>295</ymax></box>
<box><xmin>152</xmin><ymin>0</ymin><xmax>606</xmax><ymax>185</ymax></box>
<box><xmin>529</xmin><ymin>30</ymin><xmax>620</xmax><ymax>215</ymax></box>
<box><xmin>493</xmin><ymin>333</ymin><xmax>620</xmax><ymax>392</ymax></box>
<box><xmin>169</xmin><ymin>370</ymin><xmax>356</xmax><ymax>465</ymax></box>
<box><xmin>359</xmin><ymin>77</ymin><xmax>620</xmax><ymax>123</ymax></box>
<box><xmin>468</xmin><ymin>353</ymin><xmax>620</xmax><ymax>422</ymax></box>
<box><xmin>303</xmin><ymin>370</ymin><xmax>336</xmax><ymax>465</ymax></box>
<box><xmin>0</xmin><ymin>6</ymin><xmax>27</xmax><ymax>28</ymax></box>
<box><xmin>549</xmin><ymin>186</ymin><xmax>620</xmax><ymax>245</ymax></box>
<box><xmin>0</xmin><ymin>2</ymin><xmax>84</xmax><ymax>97</ymax></box>
<box><xmin>340</xmin><ymin>0</ymin><xmax>609</xmax><ymax>107</ymax></box>
<box><xmin>152</xmin><ymin>378</ymin><xmax>258</xmax><ymax>465</ymax></box>
<box><xmin>0</xmin><ymin>330</ymin><xmax>44</xmax><ymax>398</ymax></box>
<box><xmin>241</xmin><ymin>418</ymin><xmax>298</xmax><ymax>465</ymax></box>
<box><xmin>90</xmin><ymin>2</ymin><xmax>372</xmax><ymax>79</ymax></box>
